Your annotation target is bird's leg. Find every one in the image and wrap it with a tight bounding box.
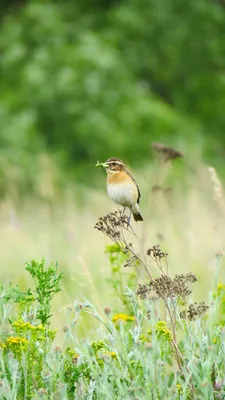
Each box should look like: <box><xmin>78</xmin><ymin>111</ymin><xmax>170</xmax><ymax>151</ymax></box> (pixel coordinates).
<box><xmin>122</xmin><ymin>207</ymin><xmax>127</xmax><ymax>227</ymax></box>
<box><xmin>127</xmin><ymin>209</ymin><xmax>132</xmax><ymax>228</ymax></box>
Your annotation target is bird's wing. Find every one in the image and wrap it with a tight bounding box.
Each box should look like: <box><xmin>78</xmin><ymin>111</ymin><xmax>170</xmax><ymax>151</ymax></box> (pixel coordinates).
<box><xmin>126</xmin><ymin>170</ymin><xmax>141</xmax><ymax>204</ymax></box>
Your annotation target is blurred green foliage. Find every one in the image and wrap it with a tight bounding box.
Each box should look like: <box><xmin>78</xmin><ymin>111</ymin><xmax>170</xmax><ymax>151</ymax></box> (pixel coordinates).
<box><xmin>0</xmin><ymin>0</ymin><xmax>225</xmax><ymax>194</ymax></box>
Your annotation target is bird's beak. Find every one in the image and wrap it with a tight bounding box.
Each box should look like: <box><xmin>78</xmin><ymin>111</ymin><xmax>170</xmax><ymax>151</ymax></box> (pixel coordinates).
<box><xmin>96</xmin><ymin>161</ymin><xmax>109</xmax><ymax>169</ymax></box>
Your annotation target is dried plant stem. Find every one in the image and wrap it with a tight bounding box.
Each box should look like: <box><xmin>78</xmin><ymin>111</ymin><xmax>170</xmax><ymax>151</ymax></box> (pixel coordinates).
<box><xmin>208</xmin><ymin>166</ymin><xmax>225</xmax><ymax>212</ymax></box>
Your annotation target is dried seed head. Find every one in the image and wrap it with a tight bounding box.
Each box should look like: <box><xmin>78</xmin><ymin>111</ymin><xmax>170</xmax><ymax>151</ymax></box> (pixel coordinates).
<box><xmin>151</xmin><ymin>185</ymin><xmax>172</xmax><ymax>194</ymax></box>
<box><xmin>147</xmin><ymin>245</ymin><xmax>167</xmax><ymax>260</ymax></box>
<box><xmin>151</xmin><ymin>142</ymin><xmax>183</xmax><ymax>162</ymax></box>
<box><xmin>95</xmin><ymin>210</ymin><xmax>129</xmax><ymax>240</ymax></box>
<box><xmin>137</xmin><ymin>272</ymin><xmax>197</xmax><ymax>301</ymax></box>
<box><xmin>136</xmin><ymin>284</ymin><xmax>149</xmax><ymax>299</ymax></box>
<box><xmin>180</xmin><ymin>302</ymin><xmax>209</xmax><ymax>321</ymax></box>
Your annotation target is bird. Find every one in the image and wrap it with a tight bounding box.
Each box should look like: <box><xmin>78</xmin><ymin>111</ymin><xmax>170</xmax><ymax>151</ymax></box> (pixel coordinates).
<box><xmin>99</xmin><ymin>157</ymin><xmax>143</xmax><ymax>224</ymax></box>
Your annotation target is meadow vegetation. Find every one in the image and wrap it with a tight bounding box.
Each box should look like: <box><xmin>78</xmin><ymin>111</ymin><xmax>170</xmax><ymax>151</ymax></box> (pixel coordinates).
<box><xmin>0</xmin><ymin>202</ymin><xmax>225</xmax><ymax>399</ymax></box>
<box><xmin>0</xmin><ymin>152</ymin><xmax>224</xmax><ymax>398</ymax></box>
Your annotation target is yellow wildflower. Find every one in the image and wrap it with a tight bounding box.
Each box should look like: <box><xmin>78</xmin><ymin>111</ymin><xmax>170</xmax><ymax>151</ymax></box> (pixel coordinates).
<box><xmin>217</xmin><ymin>283</ymin><xmax>225</xmax><ymax>291</ymax></box>
<box><xmin>110</xmin><ymin>351</ymin><xmax>117</xmax><ymax>359</ymax></box>
<box><xmin>13</xmin><ymin>320</ymin><xmax>45</xmax><ymax>332</ymax></box>
<box><xmin>112</xmin><ymin>313</ymin><xmax>135</xmax><ymax>323</ymax></box>
<box><xmin>155</xmin><ymin>321</ymin><xmax>172</xmax><ymax>341</ymax></box>
<box><xmin>176</xmin><ymin>384</ymin><xmax>183</xmax><ymax>393</ymax></box>
<box><xmin>12</xmin><ymin>321</ymin><xmax>22</xmax><ymax>327</ymax></box>
<box><xmin>91</xmin><ymin>340</ymin><xmax>106</xmax><ymax>352</ymax></box>
<box><xmin>6</xmin><ymin>337</ymin><xmax>28</xmax><ymax>348</ymax></box>
<box><xmin>37</xmin><ymin>324</ymin><xmax>45</xmax><ymax>331</ymax></box>
<box><xmin>139</xmin><ymin>334</ymin><xmax>148</xmax><ymax>342</ymax></box>
<box><xmin>66</xmin><ymin>349</ymin><xmax>79</xmax><ymax>361</ymax></box>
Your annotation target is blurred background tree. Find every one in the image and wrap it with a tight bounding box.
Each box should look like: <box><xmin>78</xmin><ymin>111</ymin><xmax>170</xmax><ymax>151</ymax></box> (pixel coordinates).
<box><xmin>0</xmin><ymin>0</ymin><xmax>225</xmax><ymax>196</ymax></box>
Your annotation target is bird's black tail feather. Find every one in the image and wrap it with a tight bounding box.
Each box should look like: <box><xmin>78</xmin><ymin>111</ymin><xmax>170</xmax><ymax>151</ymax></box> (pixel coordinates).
<box><xmin>133</xmin><ymin>211</ymin><xmax>144</xmax><ymax>222</ymax></box>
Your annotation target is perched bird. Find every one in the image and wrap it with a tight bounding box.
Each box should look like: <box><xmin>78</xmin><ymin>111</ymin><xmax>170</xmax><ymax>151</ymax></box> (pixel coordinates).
<box><xmin>98</xmin><ymin>157</ymin><xmax>143</xmax><ymax>223</ymax></box>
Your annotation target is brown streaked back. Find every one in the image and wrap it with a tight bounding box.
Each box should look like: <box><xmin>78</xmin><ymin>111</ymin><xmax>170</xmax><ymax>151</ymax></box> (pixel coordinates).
<box><xmin>126</xmin><ymin>170</ymin><xmax>141</xmax><ymax>204</ymax></box>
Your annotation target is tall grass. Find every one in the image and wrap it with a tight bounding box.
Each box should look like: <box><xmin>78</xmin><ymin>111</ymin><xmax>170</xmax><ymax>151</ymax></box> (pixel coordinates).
<box><xmin>0</xmin><ymin>155</ymin><xmax>224</xmax><ymax>337</ymax></box>
<box><xmin>0</xmin><ymin>188</ymin><xmax>224</xmax><ymax>398</ymax></box>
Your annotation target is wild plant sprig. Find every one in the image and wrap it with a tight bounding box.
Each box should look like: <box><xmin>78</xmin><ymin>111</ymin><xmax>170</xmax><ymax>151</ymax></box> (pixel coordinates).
<box><xmin>25</xmin><ymin>259</ymin><xmax>62</xmax><ymax>325</ymax></box>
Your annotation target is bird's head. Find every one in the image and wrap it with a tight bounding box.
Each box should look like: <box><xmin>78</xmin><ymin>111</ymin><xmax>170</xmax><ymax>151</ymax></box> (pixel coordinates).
<box><xmin>96</xmin><ymin>158</ymin><xmax>126</xmax><ymax>173</ymax></box>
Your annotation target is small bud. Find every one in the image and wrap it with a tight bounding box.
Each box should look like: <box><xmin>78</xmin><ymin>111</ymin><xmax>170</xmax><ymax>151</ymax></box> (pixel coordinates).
<box><xmin>54</xmin><ymin>345</ymin><xmax>61</xmax><ymax>353</ymax></box>
<box><xmin>104</xmin><ymin>306</ymin><xmax>112</xmax><ymax>315</ymax></box>
<box><xmin>63</xmin><ymin>326</ymin><xmax>69</xmax><ymax>333</ymax></box>
<box><xmin>214</xmin><ymin>380</ymin><xmax>223</xmax><ymax>391</ymax></box>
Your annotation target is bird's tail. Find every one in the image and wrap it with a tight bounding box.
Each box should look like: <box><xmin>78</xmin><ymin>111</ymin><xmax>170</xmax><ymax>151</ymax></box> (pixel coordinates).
<box><xmin>132</xmin><ymin>204</ymin><xmax>144</xmax><ymax>222</ymax></box>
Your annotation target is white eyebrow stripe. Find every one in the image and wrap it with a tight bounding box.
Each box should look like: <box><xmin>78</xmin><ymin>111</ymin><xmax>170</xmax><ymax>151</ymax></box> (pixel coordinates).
<box><xmin>108</xmin><ymin>161</ymin><xmax>123</xmax><ymax>166</ymax></box>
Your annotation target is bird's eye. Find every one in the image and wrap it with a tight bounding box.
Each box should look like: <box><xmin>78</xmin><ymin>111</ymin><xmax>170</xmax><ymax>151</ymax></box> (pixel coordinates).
<box><xmin>112</xmin><ymin>162</ymin><xmax>116</xmax><ymax>167</ymax></box>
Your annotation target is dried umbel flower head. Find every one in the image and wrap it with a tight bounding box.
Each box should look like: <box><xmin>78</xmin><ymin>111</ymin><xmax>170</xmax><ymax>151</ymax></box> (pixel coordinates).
<box><xmin>147</xmin><ymin>245</ymin><xmax>168</xmax><ymax>260</ymax></box>
<box><xmin>136</xmin><ymin>284</ymin><xmax>149</xmax><ymax>300</ymax></box>
<box><xmin>151</xmin><ymin>142</ymin><xmax>183</xmax><ymax>162</ymax></box>
<box><xmin>94</xmin><ymin>210</ymin><xmax>128</xmax><ymax>241</ymax></box>
<box><xmin>136</xmin><ymin>272</ymin><xmax>197</xmax><ymax>300</ymax></box>
<box><xmin>180</xmin><ymin>302</ymin><xmax>209</xmax><ymax>321</ymax></box>
<box><xmin>95</xmin><ymin>210</ymin><xmax>150</xmax><ymax>277</ymax></box>
<box><xmin>147</xmin><ymin>245</ymin><xmax>168</xmax><ymax>274</ymax></box>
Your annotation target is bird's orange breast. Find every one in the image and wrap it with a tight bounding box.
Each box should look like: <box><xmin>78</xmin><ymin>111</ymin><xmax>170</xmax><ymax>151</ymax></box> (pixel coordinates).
<box><xmin>107</xmin><ymin>171</ymin><xmax>131</xmax><ymax>185</ymax></box>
